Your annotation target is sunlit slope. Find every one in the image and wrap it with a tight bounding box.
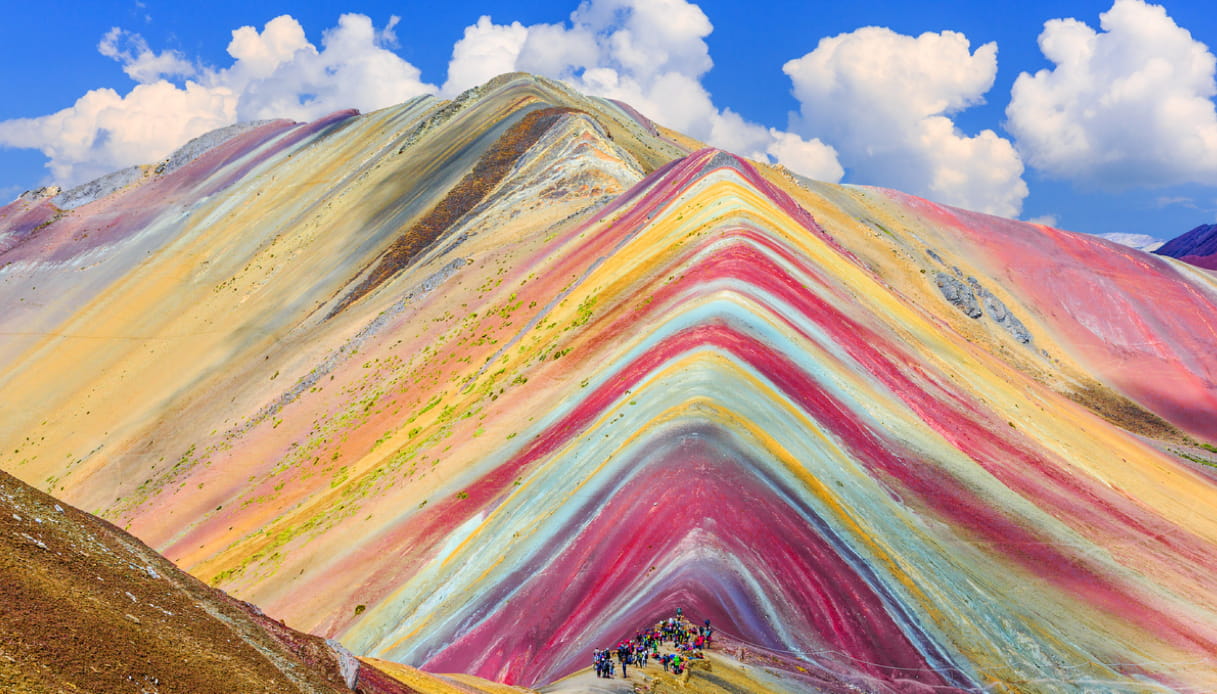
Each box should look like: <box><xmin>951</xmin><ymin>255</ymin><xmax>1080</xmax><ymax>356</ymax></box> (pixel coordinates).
<box><xmin>789</xmin><ymin>180</ymin><xmax>1217</xmax><ymax>440</ymax></box>
<box><xmin>0</xmin><ymin>71</ymin><xmax>672</xmax><ymax>500</ymax></box>
<box><xmin>2</xmin><ymin>74</ymin><xmax>1217</xmax><ymax>693</ymax></box>
<box><xmin>329</xmin><ymin>150</ymin><xmax>1217</xmax><ymax>691</ymax></box>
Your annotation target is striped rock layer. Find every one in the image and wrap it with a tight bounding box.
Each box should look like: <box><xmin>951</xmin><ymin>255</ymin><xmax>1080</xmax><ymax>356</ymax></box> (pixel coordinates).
<box><xmin>3</xmin><ymin>74</ymin><xmax>1217</xmax><ymax>693</ymax></box>
<box><xmin>1156</xmin><ymin>223</ymin><xmax>1217</xmax><ymax>270</ymax></box>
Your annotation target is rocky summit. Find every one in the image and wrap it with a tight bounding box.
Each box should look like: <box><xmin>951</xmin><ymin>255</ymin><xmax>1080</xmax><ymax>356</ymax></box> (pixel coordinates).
<box><xmin>2</xmin><ymin>73</ymin><xmax>1217</xmax><ymax>693</ymax></box>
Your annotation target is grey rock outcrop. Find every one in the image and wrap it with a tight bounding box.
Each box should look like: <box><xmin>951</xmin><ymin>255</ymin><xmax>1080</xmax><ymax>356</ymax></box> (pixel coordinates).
<box><xmin>935</xmin><ymin>273</ymin><xmax>982</xmax><ymax>318</ymax></box>
<box><xmin>156</xmin><ymin>120</ymin><xmax>278</xmax><ymax>177</ymax></box>
<box><xmin>968</xmin><ymin>278</ymin><xmax>1032</xmax><ymax>344</ymax></box>
<box><xmin>18</xmin><ymin>185</ymin><xmax>61</xmax><ymax>202</ymax></box>
<box><xmin>934</xmin><ymin>273</ymin><xmax>1033</xmax><ymax>344</ymax></box>
<box><xmin>43</xmin><ymin>120</ymin><xmax>280</xmax><ymax>211</ymax></box>
<box><xmin>325</xmin><ymin>639</ymin><xmax>360</xmax><ymax>690</ymax></box>
<box><xmin>52</xmin><ymin>166</ymin><xmax>145</xmax><ymax>209</ymax></box>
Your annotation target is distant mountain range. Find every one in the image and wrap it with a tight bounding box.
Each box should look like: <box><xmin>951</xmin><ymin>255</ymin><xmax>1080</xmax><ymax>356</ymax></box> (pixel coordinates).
<box><xmin>1097</xmin><ymin>232</ymin><xmax>1165</xmax><ymax>251</ymax></box>
<box><xmin>1154</xmin><ymin>222</ymin><xmax>1217</xmax><ymax>270</ymax></box>
<box><xmin>3</xmin><ymin>73</ymin><xmax>1217</xmax><ymax>693</ymax></box>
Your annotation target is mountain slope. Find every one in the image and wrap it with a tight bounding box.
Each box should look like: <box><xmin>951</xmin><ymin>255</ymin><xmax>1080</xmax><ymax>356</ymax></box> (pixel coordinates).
<box><xmin>1155</xmin><ymin>222</ymin><xmax>1217</xmax><ymax>270</ymax></box>
<box><xmin>0</xmin><ymin>468</ymin><xmax>420</xmax><ymax>694</ymax></box>
<box><xmin>3</xmin><ymin>74</ymin><xmax>1217</xmax><ymax>692</ymax></box>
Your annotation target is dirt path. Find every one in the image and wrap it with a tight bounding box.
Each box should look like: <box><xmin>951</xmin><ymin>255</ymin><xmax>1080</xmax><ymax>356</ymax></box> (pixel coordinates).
<box><xmin>537</xmin><ymin>667</ymin><xmax>636</xmax><ymax>693</ymax></box>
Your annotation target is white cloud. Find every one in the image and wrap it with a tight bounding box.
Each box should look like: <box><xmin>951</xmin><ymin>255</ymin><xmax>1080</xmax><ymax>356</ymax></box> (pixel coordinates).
<box><xmin>1154</xmin><ymin>195</ymin><xmax>1197</xmax><ymax>208</ymax></box>
<box><xmin>99</xmin><ymin>27</ymin><xmax>196</xmax><ymax>83</ymax></box>
<box><xmin>1026</xmin><ymin>214</ymin><xmax>1059</xmax><ymax>227</ymax></box>
<box><xmin>783</xmin><ymin>27</ymin><xmax>1027</xmax><ymax>217</ymax></box>
<box><xmin>223</xmin><ymin>15</ymin><xmax>312</xmax><ymax>81</ymax></box>
<box><xmin>1006</xmin><ymin>0</ymin><xmax>1217</xmax><ymax>189</ymax></box>
<box><xmin>441</xmin><ymin>0</ymin><xmax>845</xmax><ymax>183</ymax></box>
<box><xmin>204</xmin><ymin>14</ymin><xmax>437</xmax><ymax>123</ymax></box>
<box><xmin>2</xmin><ymin>4</ymin><xmax>852</xmax><ymax>189</ymax></box>
<box><xmin>442</xmin><ymin>16</ymin><xmax>528</xmax><ymax>96</ymax></box>
<box><xmin>0</xmin><ymin>14</ymin><xmax>435</xmax><ymax>187</ymax></box>
<box><xmin>765</xmin><ymin>129</ymin><xmax>844</xmax><ymax>182</ymax></box>
<box><xmin>218</xmin><ymin>14</ymin><xmax>435</xmax><ymax>123</ymax></box>
<box><xmin>0</xmin><ymin>82</ymin><xmax>235</xmax><ymax>185</ymax></box>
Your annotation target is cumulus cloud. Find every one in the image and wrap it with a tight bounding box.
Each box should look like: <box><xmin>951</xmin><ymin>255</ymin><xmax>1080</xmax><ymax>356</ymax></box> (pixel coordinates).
<box><xmin>441</xmin><ymin>0</ymin><xmax>845</xmax><ymax>183</ymax></box>
<box><xmin>1006</xmin><ymin>0</ymin><xmax>1217</xmax><ymax>189</ymax></box>
<box><xmin>443</xmin><ymin>16</ymin><xmax>529</xmax><ymax>95</ymax></box>
<box><xmin>0</xmin><ymin>14</ymin><xmax>435</xmax><ymax>187</ymax></box>
<box><xmin>2</xmin><ymin>2</ymin><xmax>848</xmax><ymax>189</ymax></box>
<box><xmin>0</xmin><ymin>82</ymin><xmax>236</xmax><ymax>185</ymax></box>
<box><xmin>766</xmin><ymin>129</ymin><xmax>845</xmax><ymax>182</ymax></box>
<box><xmin>783</xmin><ymin>27</ymin><xmax>1027</xmax><ymax>217</ymax></box>
<box><xmin>99</xmin><ymin>27</ymin><xmax>196</xmax><ymax>83</ymax></box>
<box><xmin>219</xmin><ymin>14</ymin><xmax>434</xmax><ymax>122</ymax></box>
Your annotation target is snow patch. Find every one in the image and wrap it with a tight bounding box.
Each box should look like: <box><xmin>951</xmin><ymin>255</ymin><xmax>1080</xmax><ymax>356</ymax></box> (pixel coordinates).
<box><xmin>1099</xmin><ymin>232</ymin><xmax>1165</xmax><ymax>252</ymax></box>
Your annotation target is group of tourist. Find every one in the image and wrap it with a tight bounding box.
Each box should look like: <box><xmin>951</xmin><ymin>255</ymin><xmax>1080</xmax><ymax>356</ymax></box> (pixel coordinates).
<box><xmin>592</xmin><ymin>608</ymin><xmax>715</xmax><ymax>679</ymax></box>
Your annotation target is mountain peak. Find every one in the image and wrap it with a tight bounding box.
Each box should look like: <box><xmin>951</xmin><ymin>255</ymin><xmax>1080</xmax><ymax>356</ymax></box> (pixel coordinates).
<box><xmin>3</xmin><ymin>74</ymin><xmax>1217</xmax><ymax>692</ymax></box>
<box><xmin>1155</xmin><ymin>222</ymin><xmax>1217</xmax><ymax>269</ymax></box>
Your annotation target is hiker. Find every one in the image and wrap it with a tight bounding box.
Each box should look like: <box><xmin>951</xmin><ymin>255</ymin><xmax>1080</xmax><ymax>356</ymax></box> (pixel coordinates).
<box><xmin>595</xmin><ymin>649</ymin><xmax>612</xmax><ymax>678</ymax></box>
<box><xmin>587</xmin><ymin>608</ymin><xmax>722</xmax><ymax>680</ymax></box>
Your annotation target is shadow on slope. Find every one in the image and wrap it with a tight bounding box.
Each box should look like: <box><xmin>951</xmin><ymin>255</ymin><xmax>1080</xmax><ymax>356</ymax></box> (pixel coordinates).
<box><xmin>0</xmin><ymin>469</ymin><xmax>416</xmax><ymax>694</ymax></box>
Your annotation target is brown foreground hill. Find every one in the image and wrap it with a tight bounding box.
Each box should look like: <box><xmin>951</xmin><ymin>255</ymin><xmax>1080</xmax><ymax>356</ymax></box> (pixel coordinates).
<box><xmin>0</xmin><ymin>468</ymin><xmax>418</xmax><ymax>694</ymax></box>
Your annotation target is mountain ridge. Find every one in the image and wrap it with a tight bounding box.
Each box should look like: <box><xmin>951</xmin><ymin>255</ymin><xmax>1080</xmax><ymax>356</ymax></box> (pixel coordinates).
<box><xmin>3</xmin><ymin>73</ymin><xmax>1217</xmax><ymax>692</ymax></box>
<box><xmin>1156</xmin><ymin>222</ymin><xmax>1217</xmax><ymax>270</ymax></box>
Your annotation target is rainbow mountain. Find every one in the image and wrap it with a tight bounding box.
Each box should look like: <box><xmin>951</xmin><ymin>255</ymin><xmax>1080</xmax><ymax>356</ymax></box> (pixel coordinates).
<box><xmin>3</xmin><ymin>73</ymin><xmax>1217</xmax><ymax>693</ymax></box>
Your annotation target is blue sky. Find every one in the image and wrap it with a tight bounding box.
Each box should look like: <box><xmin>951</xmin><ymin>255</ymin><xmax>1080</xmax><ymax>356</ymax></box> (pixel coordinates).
<box><xmin>2</xmin><ymin>0</ymin><xmax>1217</xmax><ymax>241</ymax></box>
